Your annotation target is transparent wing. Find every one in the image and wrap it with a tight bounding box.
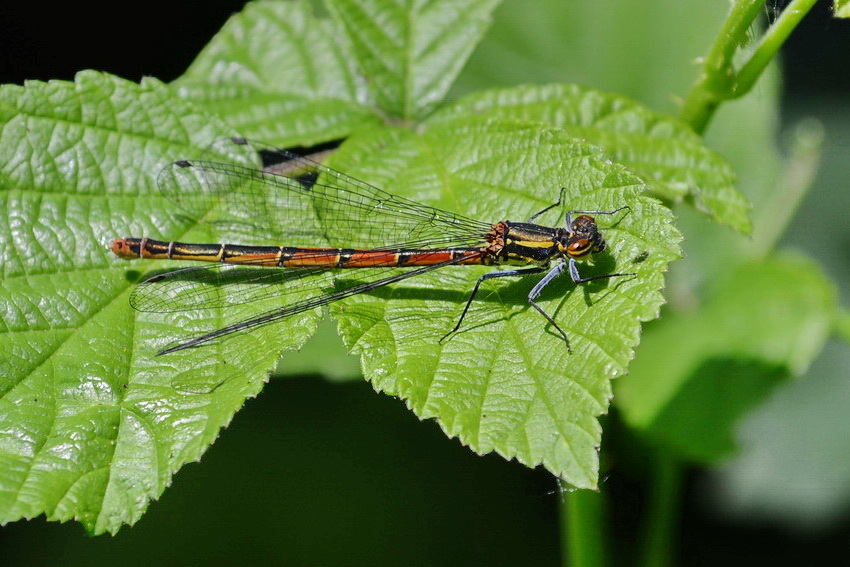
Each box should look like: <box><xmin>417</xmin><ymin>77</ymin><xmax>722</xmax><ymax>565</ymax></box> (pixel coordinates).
<box><xmin>158</xmin><ymin>137</ymin><xmax>493</xmax><ymax>249</ymax></box>
<box><xmin>135</xmin><ymin>139</ymin><xmax>496</xmax><ymax>353</ymax></box>
<box><xmin>130</xmin><ymin>258</ymin><xmax>406</xmax><ymax>313</ymax></box>
<box><xmin>130</xmin><ymin>254</ymin><xmax>470</xmax><ymax>355</ymax></box>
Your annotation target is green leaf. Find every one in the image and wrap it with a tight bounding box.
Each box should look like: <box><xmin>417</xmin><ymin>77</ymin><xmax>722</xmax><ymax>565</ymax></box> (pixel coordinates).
<box><xmin>834</xmin><ymin>0</ymin><xmax>850</xmax><ymax>19</ymax></box>
<box><xmin>0</xmin><ymin>72</ymin><xmax>303</xmax><ymax>534</ymax></box>
<box><xmin>324</xmin><ymin>0</ymin><xmax>502</xmax><ymax>120</ymax></box>
<box><xmin>615</xmin><ymin>254</ymin><xmax>837</xmax><ymax>462</ymax></box>
<box><xmin>173</xmin><ymin>0</ymin><xmax>381</xmax><ymax>145</ymax></box>
<box><xmin>174</xmin><ymin>0</ymin><xmax>502</xmax><ymax>136</ymax></box>
<box><xmin>325</xmin><ymin>117</ymin><xmax>681</xmax><ymax>487</ymax></box>
<box><xmin>432</xmin><ymin>84</ymin><xmax>750</xmax><ymax>233</ymax></box>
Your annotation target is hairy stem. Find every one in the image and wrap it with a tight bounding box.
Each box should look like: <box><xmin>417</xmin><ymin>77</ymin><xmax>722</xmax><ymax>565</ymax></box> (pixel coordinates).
<box><xmin>679</xmin><ymin>0</ymin><xmax>765</xmax><ymax>133</ymax></box>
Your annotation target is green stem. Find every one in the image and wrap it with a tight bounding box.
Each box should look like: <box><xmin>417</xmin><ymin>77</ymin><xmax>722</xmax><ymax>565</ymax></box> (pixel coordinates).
<box><xmin>750</xmin><ymin>118</ymin><xmax>824</xmax><ymax>255</ymax></box>
<box><xmin>679</xmin><ymin>0</ymin><xmax>765</xmax><ymax>133</ymax></box>
<box><xmin>561</xmin><ymin>488</ymin><xmax>607</xmax><ymax>567</ymax></box>
<box><xmin>680</xmin><ymin>0</ymin><xmax>819</xmax><ymax>134</ymax></box>
<box><xmin>736</xmin><ymin>0</ymin><xmax>820</xmax><ymax>94</ymax></box>
<box><xmin>638</xmin><ymin>451</ymin><xmax>682</xmax><ymax>567</ymax></box>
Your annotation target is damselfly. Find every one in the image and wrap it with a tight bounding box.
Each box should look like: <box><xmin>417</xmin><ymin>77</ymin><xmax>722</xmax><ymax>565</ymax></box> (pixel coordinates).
<box><xmin>112</xmin><ymin>138</ymin><xmax>635</xmax><ymax>356</ymax></box>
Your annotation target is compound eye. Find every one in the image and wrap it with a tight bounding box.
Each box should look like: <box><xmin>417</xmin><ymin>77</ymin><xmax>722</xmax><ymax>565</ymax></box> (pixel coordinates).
<box><xmin>567</xmin><ymin>239</ymin><xmax>592</xmax><ymax>257</ymax></box>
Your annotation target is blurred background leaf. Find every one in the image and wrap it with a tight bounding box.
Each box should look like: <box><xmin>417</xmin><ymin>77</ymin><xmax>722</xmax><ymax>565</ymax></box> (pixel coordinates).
<box><xmin>173</xmin><ymin>0</ymin><xmax>381</xmax><ymax>145</ymax></box>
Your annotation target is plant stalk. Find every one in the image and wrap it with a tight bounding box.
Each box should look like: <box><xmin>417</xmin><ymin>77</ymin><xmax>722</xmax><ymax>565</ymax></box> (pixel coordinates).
<box><xmin>638</xmin><ymin>451</ymin><xmax>683</xmax><ymax>567</ymax></box>
<box><xmin>750</xmin><ymin>118</ymin><xmax>824</xmax><ymax>254</ymax></box>
<box><xmin>680</xmin><ymin>0</ymin><xmax>765</xmax><ymax>133</ymax></box>
<box><xmin>680</xmin><ymin>0</ymin><xmax>819</xmax><ymax>134</ymax></box>
<box><xmin>735</xmin><ymin>0</ymin><xmax>820</xmax><ymax>94</ymax></box>
<box><xmin>561</xmin><ymin>487</ymin><xmax>608</xmax><ymax>567</ymax></box>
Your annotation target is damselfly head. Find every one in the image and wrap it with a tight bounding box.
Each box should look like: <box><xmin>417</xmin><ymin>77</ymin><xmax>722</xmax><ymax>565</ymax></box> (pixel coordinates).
<box><xmin>564</xmin><ymin>215</ymin><xmax>606</xmax><ymax>258</ymax></box>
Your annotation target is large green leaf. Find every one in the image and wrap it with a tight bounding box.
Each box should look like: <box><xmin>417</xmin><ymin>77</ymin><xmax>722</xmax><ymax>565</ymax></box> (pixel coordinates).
<box><xmin>0</xmin><ymin>72</ymin><xmax>304</xmax><ymax>534</ymax></box>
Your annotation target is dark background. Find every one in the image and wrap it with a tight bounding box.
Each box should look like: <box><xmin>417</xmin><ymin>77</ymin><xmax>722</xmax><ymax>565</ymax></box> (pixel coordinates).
<box><xmin>1</xmin><ymin>1</ymin><xmax>849</xmax><ymax>565</ymax></box>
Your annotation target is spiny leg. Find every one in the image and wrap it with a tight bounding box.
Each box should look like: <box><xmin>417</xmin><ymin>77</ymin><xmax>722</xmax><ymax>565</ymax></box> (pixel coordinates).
<box><xmin>565</xmin><ymin>205</ymin><xmax>630</xmax><ymax>226</ymax></box>
<box><xmin>441</xmin><ymin>255</ymin><xmax>637</xmax><ymax>349</ymax></box>
<box><xmin>527</xmin><ymin>187</ymin><xmax>568</xmax><ymax>223</ymax></box>
<box><xmin>529</xmin><ymin>259</ymin><xmax>638</xmax><ymax>352</ymax></box>
<box><xmin>526</xmin><ymin>262</ymin><xmax>573</xmax><ymax>350</ymax></box>
<box><xmin>531</xmin><ymin>195</ymin><xmax>631</xmax><ymax>226</ymax></box>
<box><xmin>440</xmin><ymin>267</ymin><xmax>545</xmax><ymax>344</ymax></box>
<box><xmin>568</xmin><ymin>257</ymin><xmax>636</xmax><ymax>284</ymax></box>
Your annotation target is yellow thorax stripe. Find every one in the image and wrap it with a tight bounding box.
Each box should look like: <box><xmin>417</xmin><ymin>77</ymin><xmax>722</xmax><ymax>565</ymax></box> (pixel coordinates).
<box><xmin>510</xmin><ymin>239</ymin><xmax>556</xmax><ymax>248</ymax></box>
